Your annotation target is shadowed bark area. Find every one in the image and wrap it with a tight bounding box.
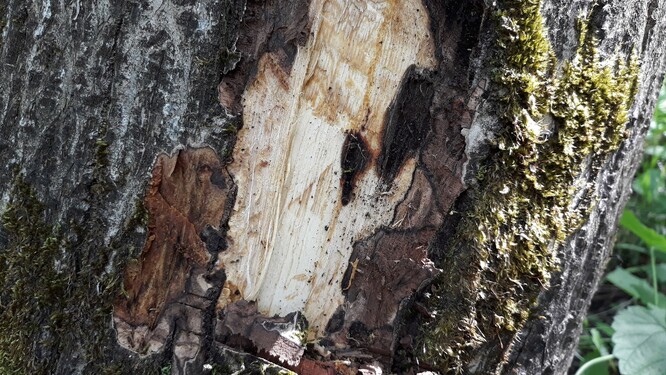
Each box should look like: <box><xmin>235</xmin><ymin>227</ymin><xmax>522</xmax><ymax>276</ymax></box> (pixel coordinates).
<box><xmin>0</xmin><ymin>0</ymin><xmax>665</xmax><ymax>374</ymax></box>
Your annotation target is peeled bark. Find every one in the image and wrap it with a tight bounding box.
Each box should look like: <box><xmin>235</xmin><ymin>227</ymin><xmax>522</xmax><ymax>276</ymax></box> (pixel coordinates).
<box><xmin>0</xmin><ymin>0</ymin><xmax>665</xmax><ymax>374</ymax></box>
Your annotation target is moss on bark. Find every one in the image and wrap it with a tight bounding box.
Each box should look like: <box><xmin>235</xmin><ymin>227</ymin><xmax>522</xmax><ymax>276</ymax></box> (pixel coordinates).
<box><xmin>421</xmin><ymin>0</ymin><xmax>639</xmax><ymax>372</ymax></box>
<box><xmin>0</xmin><ymin>174</ymin><xmax>69</xmax><ymax>374</ymax></box>
<box><xmin>0</xmin><ymin>173</ymin><xmax>165</xmax><ymax>374</ymax></box>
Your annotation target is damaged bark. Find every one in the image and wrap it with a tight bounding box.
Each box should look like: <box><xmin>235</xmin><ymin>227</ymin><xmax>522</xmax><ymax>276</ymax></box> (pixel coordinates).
<box><xmin>114</xmin><ymin>147</ymin><xmax>232</xmax><ymax>355</ymax></box>
<box><xmin>1</xmin><ymin>0</ymin><xmax>666</xmax><ymax>374</ymax></box>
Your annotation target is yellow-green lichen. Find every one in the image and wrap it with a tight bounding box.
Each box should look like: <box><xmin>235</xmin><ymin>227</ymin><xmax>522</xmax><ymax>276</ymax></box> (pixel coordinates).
<box><xmin>421</xmin><ymin>0</ymin><xmax>639</xmax><ymax>372</ymax></box>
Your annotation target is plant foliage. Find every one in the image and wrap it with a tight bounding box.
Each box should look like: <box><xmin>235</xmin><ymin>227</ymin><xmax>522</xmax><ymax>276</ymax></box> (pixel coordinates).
<box><xmin>612</xmin><ymin>306</ymin><xmax>666</xmax><ymax>375</ymax></box>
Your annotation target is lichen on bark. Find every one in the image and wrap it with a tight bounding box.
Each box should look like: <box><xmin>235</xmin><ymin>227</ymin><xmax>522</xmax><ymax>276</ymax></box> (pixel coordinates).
<box><xmin>421</xmin><ymin>0</ymin><xmax>639</xmax><ymax>372</ymax></box>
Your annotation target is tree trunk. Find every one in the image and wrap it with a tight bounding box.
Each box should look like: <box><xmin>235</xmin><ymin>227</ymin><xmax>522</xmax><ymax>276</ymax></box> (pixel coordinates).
<box><xmin>1</xmin><ymin>0</ymin><xmax>665</xmax><ymax>374</ymax></box>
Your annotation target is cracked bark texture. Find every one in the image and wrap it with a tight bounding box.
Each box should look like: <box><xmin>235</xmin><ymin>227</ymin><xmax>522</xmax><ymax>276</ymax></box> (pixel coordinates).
<box><xmin>0</xmin><ymin>0</ymin><xmax>665</xmax><ymax>374</ymax></box>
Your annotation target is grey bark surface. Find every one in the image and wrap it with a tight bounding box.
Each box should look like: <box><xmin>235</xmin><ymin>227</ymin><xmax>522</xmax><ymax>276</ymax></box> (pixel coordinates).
<box><xmin>0</xmin><ymin>0</ymin><xmax>665</xmax><ymax>374</ymax></box>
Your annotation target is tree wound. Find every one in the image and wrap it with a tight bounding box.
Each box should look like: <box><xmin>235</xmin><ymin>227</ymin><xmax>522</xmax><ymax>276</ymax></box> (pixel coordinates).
<box><xmin>113</xmin><ymin>0</ymin><xmax>479</xmax><ymax>371</ymax></box>
<box><xmin>218</xmin><ymin>0</ymin><xmax>438</xmax><ymax>338</ymax></box>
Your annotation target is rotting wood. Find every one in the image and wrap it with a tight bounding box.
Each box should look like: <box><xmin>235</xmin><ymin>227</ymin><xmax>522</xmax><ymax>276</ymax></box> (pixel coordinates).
<box><xmin>218</xmin><ymin>0</ymin><xmax>312</xmax><ymax>114</ymax></box>
<box><xmin>212</xmin><ymin>0</ymin><xmax>482</xmax><ymax>369</ymax></box>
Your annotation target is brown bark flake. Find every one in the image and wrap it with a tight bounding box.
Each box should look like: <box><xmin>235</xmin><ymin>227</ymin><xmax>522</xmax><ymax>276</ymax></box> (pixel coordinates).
<box><xmin>113</xmin><ymin>147</ymin><xmax>231</xmax><ymax>351</ymax></box>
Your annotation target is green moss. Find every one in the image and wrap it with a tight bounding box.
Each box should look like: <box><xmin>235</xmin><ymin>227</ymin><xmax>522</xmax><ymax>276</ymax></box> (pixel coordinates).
<box><xmin>0</xmin><ymin>174</ymin><xmax>130</xmax><ymax>374</ymax></box>
<box><xmin>0</xmin><ymin>175</ymin><xmax>67</xmax><ymax>374</ymax></box>
<box><xmin>95</xmin><ymin>137</ymin><xmax>110</xmax><ymax>168</ymax></box>
<box><xmin>421</xmin><ymin>0</ymin><xmax>639</xmax><ymax>372</ymax></box>
<box><xmin>91</xmin><ymin>134</ymin><xmax>112</xmax><ymax>196</ymax></box>
<box><xmin>160</xmin><ymin>364</ymin><xmax>172</xmax><ymax>375</ymax></box>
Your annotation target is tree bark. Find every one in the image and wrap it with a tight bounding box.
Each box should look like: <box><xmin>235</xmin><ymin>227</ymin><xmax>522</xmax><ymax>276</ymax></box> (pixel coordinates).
<box><xmin>0</xmin><ymin>0</ymin><xmax>665</xmax><ymax>374</ymax></box>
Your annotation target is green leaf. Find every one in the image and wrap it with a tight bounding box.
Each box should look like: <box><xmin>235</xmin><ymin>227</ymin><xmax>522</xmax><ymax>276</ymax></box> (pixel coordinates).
<box><xmin>578</xmin><ymin>350</ymin><xmax>611</xmax><ymax>375</ymax></box>
<box><xmin>594</xmin><ymin>322</ymin><xmax>615</xmax><ymax>338</ymax></box>
<box><xmin>606</xmin><ymin>267</ymin><xmax>666</xmax><ymax>307</ymax></box>
<box><xmin>615</xmin><ymin>242</ymin><xmax>648</xmax><ymax>254</ymax></box>
<box><xmin>633</xmin><ymin>168</ymin><xmax>661</xmax><ymax>203</ymax></box>
<box><xmin>587</xmin><ymin>316</ymin><xmax>616</xmax><ymax>337</ymax></box>
<box><xmin>620</xmin><ymin>210</ymin><xmax>666</xmax><ymax>254</ymax></box>
<box><xmin>626</xmin><ymin>263</ymin><xmax>666</xmax><ymax>284</ymax></box>
<box><xmin>591</xmin><ymin>328</ymin><xmax>609</xmax><ymax>356</ymax></box>
<box><xmin>612</xmin><ymin>305</ymin><xmax>666</xmax><ymax>375</ymax></box>
<box><xmin>650</xmin><ymin>263</ymin><xmax>666</xmax><ymax>284</ymax></box>
<box><xmin>644</xmin><ymin>145</ymin><xmax>666</xmax><ymax>158</ymax></box>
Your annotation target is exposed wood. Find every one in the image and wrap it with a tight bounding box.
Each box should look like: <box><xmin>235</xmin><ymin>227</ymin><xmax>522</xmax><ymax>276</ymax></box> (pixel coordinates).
<box><xmin>220</xmin><ymin>0</ymin><xmax>436</xmax><ymax>334</ymax></box>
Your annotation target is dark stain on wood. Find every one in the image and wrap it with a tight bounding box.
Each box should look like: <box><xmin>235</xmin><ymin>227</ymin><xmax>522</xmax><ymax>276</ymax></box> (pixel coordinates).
<box><xmin>325</xmin><ymin>308</ymin><xmax>346</xmax><ymax>334</ymax></box>
<box><xmin>218</xmin><ymin>0</ymin><xmax>312</xmax><ymax>114</ymax></box>
<box><xmin>377</xmin><ymin>65</ymin><xmax>435</xmax><ymax>183</ymax></box>
<box><xmin>340</xmin><ymin>131</ymin><xmax>370</xmax><ymax>206</ymax></box>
